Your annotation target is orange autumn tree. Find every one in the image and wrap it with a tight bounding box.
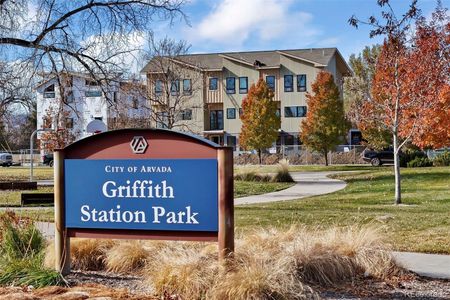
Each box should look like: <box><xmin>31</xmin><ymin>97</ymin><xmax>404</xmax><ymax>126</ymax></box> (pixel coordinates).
<box><xmin>300</xmin><ymin>71</ymin><xmax>348</xmax><ymax>166</ymax></box>
<box><xmin>349</xmin><ymin>1</ymin><xmax>449</xmax><ymax>205</ymax></box>
<box><xmin>240</xmin><ymin>79</ymin><xmax>280</xmax><ymax>164</ymax></box>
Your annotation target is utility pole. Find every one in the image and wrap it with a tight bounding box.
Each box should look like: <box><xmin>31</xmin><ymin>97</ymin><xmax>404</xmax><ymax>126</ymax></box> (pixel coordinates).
<box><xmin>30</xmin><ymin>128</ymin><xmax>53</xmax><ymax>182</ymax></box>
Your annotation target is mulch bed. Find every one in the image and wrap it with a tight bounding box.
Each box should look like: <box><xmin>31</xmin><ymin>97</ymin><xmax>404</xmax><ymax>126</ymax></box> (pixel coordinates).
<box><xmin>0</xmin><ymin>271</ymin><xmax>448</xmax><ymax>299</ymax></box>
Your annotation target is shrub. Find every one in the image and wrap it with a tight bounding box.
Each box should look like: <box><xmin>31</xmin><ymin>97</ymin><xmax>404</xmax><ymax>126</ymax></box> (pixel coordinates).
<box><xmin>0</xmin><ymin>212</ymin><xmax>65</xmax><ymax>288</ymax></box>
<box><xmin>400</xmin><ymin>150</ymin><xmax>426</xmax><ymax>167</ymax></box>
<box><xmin>433</xmin><ymin>151</ymin><xmax>450</xmax><ymax>167</ymax></box>
<box><xmin>407</xmin><ymin>157</ymin><xmax>433</xmax><ymax>168</ymax></box>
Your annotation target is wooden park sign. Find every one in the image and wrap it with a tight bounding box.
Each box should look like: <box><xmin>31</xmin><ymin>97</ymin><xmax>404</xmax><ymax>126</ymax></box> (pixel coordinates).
<box><xmin>54</xmin><ymin>129</ymin><xmax>234</xmax><ymax>274</ymax></box>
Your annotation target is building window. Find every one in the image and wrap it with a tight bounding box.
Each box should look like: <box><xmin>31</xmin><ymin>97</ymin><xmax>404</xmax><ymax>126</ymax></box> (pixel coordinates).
<box><xmin>85</xmin><ymin>79</ymin><xmax>100</xmax><ymax>86</ymax></box>
<box><xmin>65</xmin><ymin>118</ymin><xmax>73</xmax><ymax>129</ymax></box>
<box><xmin>226</xmin><ymin>108</ymin><xmax>236</xmax><ymax>119</ymax></box>
<box><xmin>156</xmin><ymin>112</ymin><xmax>168</xmax><ymax>129</ymax></box>
<box><xmin>226</xmin><ymin>77</ymin><xmax>235</xmax><ymax>94</ymax></box>
<box><xmin>113</xmin><ymin>91</ymin><xmax>118</xmax><ymax>102</ymax></box>
<box><xmin>94</xmin><ymin>117</ymin><xmax>103</xmax><ymax>121</ymax></box>
<box><xmin>297</xmin><ymin>74</ymin><xmax>307</xmax><ymax>92</ymax></box>
<box><xmin>266</xmin><ymin>76</ymin><xmax>275</xmax><ymax>91</ymax></box>
<box><xmin>43</xmin><ymin>85</ymin><xmax>55</xmax><ymax>98</ymax></box>
<box><xmin>239</xmin><ymin>77</ymin><xmax>248</xmax><ymax>94</ymax></box>
<box><xmin>132</xmin><ymin>98</ymin><xmax>138</xmax><ymax>109</ymax></box>
<box><xmin>155</xmin><ymin>80</ymin><xmax>162</xmax><ymax>95</ymax></box>
<box><xmin>209</xmin><ymin>77</ymin><xmax>218</xmax><ymax>90</ymax></box>
<box><xmin>170</xmin><ymin>80</ymin><xmax>180</xmax><ymax>96</ymax></box>
<box><xmin>276</xmin><ymin>108</ymin><xmax>281</xmax><ymax>117</ymax></box>
<box><xmin>43</xmin><ymin>117</ymin><xmax>52</xmax><ymax>129</ymax></box>
<box><xmin>284</xmin><ymin>106</ymin><xmax>307</xmax><ymax>118</ymax></box>
<box><xmin>210</xmin><ymin>110</ymin><xmax>223</xmax><ymax>130</ymax></box>
<box><xmin>85</xmin><ymin>90</ymin><xmax>102</xmax><ymax>97</ymax></box>
<box><xmin>284</xmin><ymin>75</ymin><xmax>293</xmax><ymax>92</ymax></box>
<box><xmin>66</xmin><ymin>91</ymin><xmax>74</xmax><ymax>103</ymax></box>
<box><xmin>227</xmin><ymin>135</ymin><xmax>237</xmax><ymax>150</ymax></box>
<box><xmin>183</xmin><ymin>79</ymin><xmax>192</xmax><ymax>95</ymax></box>
<box><xmin>181</xmin><ymin>109</ymin><xmax>192</xmax><ymax>120</ymax></box>
<box><xmin>239</xmin><ymin>108</ymin><xmax>243</xmax><ymax>118</ymax></box>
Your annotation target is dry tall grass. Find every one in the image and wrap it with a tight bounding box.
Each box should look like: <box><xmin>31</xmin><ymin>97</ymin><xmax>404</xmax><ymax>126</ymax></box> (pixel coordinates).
<box><xmin>44</xmin><ymin>226</ymin><xmax>401</xmax><ymax>299</ymax></box>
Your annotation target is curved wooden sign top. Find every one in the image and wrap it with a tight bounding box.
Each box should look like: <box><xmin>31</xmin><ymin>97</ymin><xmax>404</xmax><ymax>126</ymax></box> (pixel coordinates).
<box><xmin>62</xmin><ymin>128</ymin><xmax>221</xmax><ymax>159</ymax></box>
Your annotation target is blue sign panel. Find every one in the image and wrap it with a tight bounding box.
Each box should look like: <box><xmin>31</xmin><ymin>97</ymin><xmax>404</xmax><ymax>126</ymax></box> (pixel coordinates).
<box><xmin>65</xmin><ymin>159</ymin><xmax>218</xmax><ymax>232</ymax></box>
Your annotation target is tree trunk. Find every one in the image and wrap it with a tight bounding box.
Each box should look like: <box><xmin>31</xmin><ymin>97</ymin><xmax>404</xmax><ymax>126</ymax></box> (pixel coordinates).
<box><xmin>393</xmin><ymin>132</ymin><xmax>402</xmax><ymax>205</ymax></box>
<box><xmin>258</xmin><ymin>149</ymin><xmax>262</xmax><ymax>165</ymax></box>
<box><xmin>324</xmin><ymin>150</ymin><xmax>329</xmax><ymax>166</ymax></box>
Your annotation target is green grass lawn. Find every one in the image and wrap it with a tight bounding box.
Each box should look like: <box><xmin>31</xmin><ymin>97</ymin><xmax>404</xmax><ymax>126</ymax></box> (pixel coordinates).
<box><xmin>0</xmin><ymin>167</ymin><xmax>53</xmax><ymax>181</ymax></box>
<box><xmin>236</xmin><ymin>166</ymin><xmax>450</xmax><ymax>254</ymax></box>
<box><xmin>235</xmin><ymin>181</ymin><xmax>295</xmax><ymax>198</ymax></box>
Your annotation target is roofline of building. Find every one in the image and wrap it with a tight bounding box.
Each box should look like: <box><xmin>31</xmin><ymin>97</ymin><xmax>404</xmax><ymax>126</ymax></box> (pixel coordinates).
<box><xmin>276</xmin><ymin>50</ymin><xmax>327</xmax><ymax>67</ymax></box>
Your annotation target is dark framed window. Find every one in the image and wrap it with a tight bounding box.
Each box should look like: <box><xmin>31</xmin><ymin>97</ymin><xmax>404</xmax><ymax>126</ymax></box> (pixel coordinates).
<box><xmin>284</xmin><ymin>106</ymin><xmax>307</xmax><ymax>117</ymax></box>
<box><xmin>226</xmin><ymin>77</ymin><xmax>235</xmax><ymax>94</ymax></box>
<box><xmin>44</xmin><ymin>85</ymin><xmax>55</xmax><ymax>98</ymax></box>
<box><xmin>113</xmin><ymin>91</ymin><xmax>118</xmax><ymax>102</ymax></box>
<box><xmin>181</xmin><ymin>109</ymin><xmax>192</xmax><ymax>120</ymax></box>
<box><xmin>239</xmin><ymin>77</ymin><xmax>248</xmax><ymax>94</ymax></box>
<box><xmin>276</xmin><ymin>108</ymin><xmax>281</xmax><ymax>117</ymax></box>
<box><xmin>170</xmin><ymin>80</ymin><xmax>180</xmax><ymax>96</ymax></box>
<box><xmin>155</xmin><ymin>80</ymin><xmax>162</xmax><ymax>95</ymax></box>
<box><xmin>132</xmin><ymin>98</ymin><xmax>138</xmax><ymax>109</ymax></box>
<box><xmin>183</xmin><ymin>79</ymin><xmax>192</xmax><ymax>95</ymax></box>
<box><xmin>284</xmin><ymin>75</ymin><xmax>293</xmax><ymax>92</ymax></box>
<box><xmin>156</xmin><ymin>112</ymin><xmax>168</xmax><ymax>129</ymax></box>
<box><xmin>85</xmin><ymin>90</ymin><xmax>102</xmax><ymax>97</ymax></box>
<box><xmin>227</xmin><ymin>108</ymin><xmax>236</xmax><ymax>119</ymax></box>
<box><xmin>297</xmin><ymin>74</ymin><xmax>307</xmax><ymax>92</ymax></box>
<box><xmin>85</xmin><ymin>79</ymin><xmax>99</xmax><ymax>86</ymax></box>
<box><xmin>65</xmin><ymin>118</ymin><xmax>73</xmax><ymax>129</ymax></box>
<box><xmin>266</xmin><ymin>76</ymin><xmax>275</xmax><ymax>91</ymax></box>
<box><xmin>210</xmin><ymin>110</ymin><xmax>223</xmax><ymax>130</ymax></box>
<box><xmin>94</xmin><ymin>117</ymin><xmax>103</xmax><ymax>121</ymax></box>
<box><xmin>239</xmin><ymin>108</ymin><xmax>243</xmax><ymax>118</ymax></box>
<box><xmin>209</xmin><ymin>77</ymin><xmax>218</xmax><ymax>90</ymax></box>
<box><xmin>227</xmin><ymin>135</ymin><xmax>237</xmax><ymax>150</ymax></box>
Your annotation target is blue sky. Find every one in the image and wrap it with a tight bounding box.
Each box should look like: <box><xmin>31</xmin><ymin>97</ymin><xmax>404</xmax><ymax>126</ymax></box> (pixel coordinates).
<box><xmin>152</xmin><ymin>0</ymin><xmax>447</xmax><ymax>60</ymax></box>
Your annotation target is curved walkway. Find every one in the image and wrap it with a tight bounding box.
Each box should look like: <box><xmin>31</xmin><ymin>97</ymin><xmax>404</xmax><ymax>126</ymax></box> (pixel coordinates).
<box><xmin>235</xmin><ymin>171</ymin><xmax>347</xmax><ymax>205</ymax></box>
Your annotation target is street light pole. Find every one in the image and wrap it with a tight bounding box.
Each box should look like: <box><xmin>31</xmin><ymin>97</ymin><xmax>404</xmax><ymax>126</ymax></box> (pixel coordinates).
<box><xmin>30</xmin><ymin>128</ymin><xmax>53</xmax><ymax>182</ymax></box>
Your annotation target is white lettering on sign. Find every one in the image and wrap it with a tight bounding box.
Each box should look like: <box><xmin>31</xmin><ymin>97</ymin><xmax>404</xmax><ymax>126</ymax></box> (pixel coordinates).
<box><xmin>152</xmin><ymin>206</ymin><xmax>199</xmax><ymax>224</ymax></box>
<box><xmin>102</xmin><ymin>180</ymin><xmax>174</xmax><ymax>199</ymax></box>
<box><xmin>80</xmin><ymin>205</ymin><xmax>147</xmax><ymax>223</ymax></box>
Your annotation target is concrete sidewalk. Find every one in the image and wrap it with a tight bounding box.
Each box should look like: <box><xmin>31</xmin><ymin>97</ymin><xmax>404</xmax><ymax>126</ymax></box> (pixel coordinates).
<box><xmin>393</xmin><ymin>251</ymin><xmax>450</xmax><ymax>279</ymax></box>
<box><xmin>235</xmin><ymin>171</ymin><xmax>347</xmax><ymax>205</ymax></box>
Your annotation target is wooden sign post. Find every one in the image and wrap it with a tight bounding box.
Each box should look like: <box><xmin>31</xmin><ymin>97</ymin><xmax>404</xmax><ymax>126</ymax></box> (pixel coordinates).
<box><xmin>53</xmin><ymin>129</ymin><xmax>234</xmax><ymax>275</ymax></box>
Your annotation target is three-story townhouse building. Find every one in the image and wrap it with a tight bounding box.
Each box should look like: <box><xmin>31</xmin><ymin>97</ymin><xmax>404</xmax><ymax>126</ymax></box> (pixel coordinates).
<box><xmin>142</xmin><ymin>48</ymin><xmax>352</xmax><ymax>149</ymax></box>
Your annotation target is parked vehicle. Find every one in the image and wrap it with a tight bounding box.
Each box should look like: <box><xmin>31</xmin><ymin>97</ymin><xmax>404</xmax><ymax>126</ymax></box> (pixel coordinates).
<box><xmin>42</xmin><ymin>153</ymin><xmax>54</xmax><ymax>167</ymax></box>
<box><xmin>0</xmin><ymin>152</ymin><xmax>13</xmax><ymax>167</ymax></box>
<box><xmin>362</xmin><ymin>147</ymin><xmax>394</xmax><ymax>166</ymax></box>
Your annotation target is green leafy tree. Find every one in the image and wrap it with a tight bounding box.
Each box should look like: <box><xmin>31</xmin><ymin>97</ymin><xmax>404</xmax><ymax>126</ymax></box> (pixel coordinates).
<box><xmin>240</xmin><ymin>79</ymin><xmax>280</xmax><ymax>164</ymax></box>
<box><xmin>300</xmin><ymin>71</ymin><xmax>349</xmax><ymax>166</ymax></box>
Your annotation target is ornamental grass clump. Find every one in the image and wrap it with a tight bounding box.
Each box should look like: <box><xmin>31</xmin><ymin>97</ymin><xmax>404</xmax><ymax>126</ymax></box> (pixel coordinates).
<box><xmin>105</xmin><ymin>241</ymin><xmax>149</xmax><ymax>274</ymax></box>
<box><xmin>272</xmin><ymin>159</ymin><xmax>294</xmax><ymax>183</ymax></box>
<box><xmin>0</xmin><ymin>212</ymin><xmax>64</xmax><ymax>288</ymax></box>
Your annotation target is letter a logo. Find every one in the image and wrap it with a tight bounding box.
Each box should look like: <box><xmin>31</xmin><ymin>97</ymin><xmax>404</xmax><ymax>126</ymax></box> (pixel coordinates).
<box><xmin>130</xmin><ymin>136</ymin><xmax>148</xmax><ymax>154</ymax></box>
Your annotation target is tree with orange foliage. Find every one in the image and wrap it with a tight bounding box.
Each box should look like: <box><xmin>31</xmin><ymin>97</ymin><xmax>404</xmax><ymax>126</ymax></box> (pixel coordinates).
<box><xmin>39</xmin><ymin>107</ymin><xmax>77</xmax><ymax>152</ymax></box>
<box><xmin>300</xmin><ymin>71</ymin><xmax>348</xmax><ymax>166</ymax></box>
<box><xmin>349</xmin><ymin>1</ymin><xmax>449</xmax><ymax>204</ymax></box>
<box><xmin>239</xmin><ymin>79</ymin><xmax>280</xmax><ymax>164</ymax></box>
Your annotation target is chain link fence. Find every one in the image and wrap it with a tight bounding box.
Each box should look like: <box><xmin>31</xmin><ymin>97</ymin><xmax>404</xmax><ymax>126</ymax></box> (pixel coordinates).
<box><xmin>234</xmin><ymin>145</ymin><xmax>367</xmax><ymax>165</ymax></box>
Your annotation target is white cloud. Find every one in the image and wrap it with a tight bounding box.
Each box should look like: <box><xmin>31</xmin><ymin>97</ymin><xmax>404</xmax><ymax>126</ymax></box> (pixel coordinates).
<box><xmin>188</xmin><ymin>0</ymin><xmax>319</xmax><ymax>48</ymax></box>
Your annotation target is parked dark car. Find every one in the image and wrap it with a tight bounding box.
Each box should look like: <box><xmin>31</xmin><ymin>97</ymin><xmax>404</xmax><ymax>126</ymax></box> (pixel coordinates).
<box><xmin>0</xmin><ymin>152</ymin><xmax>13</xmax><ymax>167</ymax></box>
<box><xmin>362</xmin><ymin>147</ymin><xmax>394</xmax><ymax>166</ymax></box>
<box><xmin>42</xmin><ymin>153</ymin><xmax>54</xmax><ymax>167</ymax></box>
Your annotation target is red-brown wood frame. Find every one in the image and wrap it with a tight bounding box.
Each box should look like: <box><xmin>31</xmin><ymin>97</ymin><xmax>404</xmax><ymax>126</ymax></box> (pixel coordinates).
<box><xmin>54</xmin><ymin>129</ymin><xmax>234</xmax><ymax>275</ymax></box>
